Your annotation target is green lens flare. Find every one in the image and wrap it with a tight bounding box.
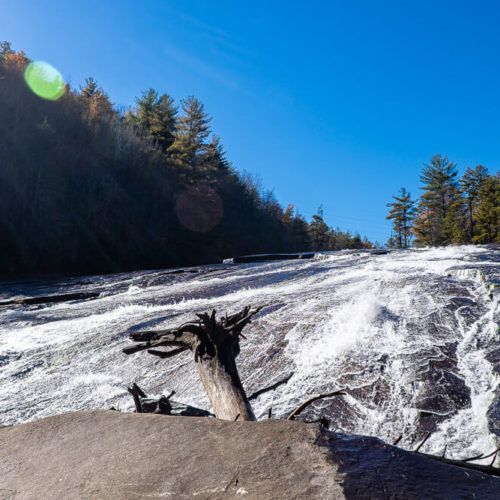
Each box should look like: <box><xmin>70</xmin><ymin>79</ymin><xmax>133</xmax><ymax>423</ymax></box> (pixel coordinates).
<box><xmin>24</xmin><ymin>61</ymin><xmax>65</xmax><ymax>101</ymax></box>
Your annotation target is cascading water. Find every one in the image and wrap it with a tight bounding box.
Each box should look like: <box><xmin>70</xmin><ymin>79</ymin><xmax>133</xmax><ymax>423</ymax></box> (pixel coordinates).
<box><xmin>1</xmin><ymin>246</ymin><xmax>498</xmax><ymax>463</ymax></box>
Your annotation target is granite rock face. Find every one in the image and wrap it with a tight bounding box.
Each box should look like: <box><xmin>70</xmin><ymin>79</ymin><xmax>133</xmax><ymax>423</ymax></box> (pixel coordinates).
<box><xmin>0</xmin><ymin>411</ymin><xmax>499</xmax><ymax>499</ymax></box>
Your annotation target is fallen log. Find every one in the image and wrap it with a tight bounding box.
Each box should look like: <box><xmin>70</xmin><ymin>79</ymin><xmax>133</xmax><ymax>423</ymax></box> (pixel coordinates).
<box><xmin>227</xmin><ymin>253</ymin><xmax>315</xmax><ymax>264</ymax></box>
<box><xmin>0</xmin><ymin>291</ymin><xmax>99</xmax><ymax>306</ymax></box>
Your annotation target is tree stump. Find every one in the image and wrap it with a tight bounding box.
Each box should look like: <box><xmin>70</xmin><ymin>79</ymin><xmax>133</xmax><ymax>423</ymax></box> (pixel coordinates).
<box><xmin>123</xmin><ymin>306</ymin><xmax>263</xmax><ymax>421</ymax></box>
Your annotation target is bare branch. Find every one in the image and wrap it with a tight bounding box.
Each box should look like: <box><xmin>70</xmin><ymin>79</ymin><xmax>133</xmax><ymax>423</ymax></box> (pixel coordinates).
<box><xmin>127</xmin><ymin>383</ymin><xmax>145</xmax><ymax>413</ymax></box>
<box><xmin>123</xmin><ymin>337</ymin><xmax>190</xmax><ymax>355</ymax></box>
<box><xmin>462</xmin><ymin>452</ymin><xmax>485</xmax><ymax>463</ymax></box>
<box><xmin>393</xmin><ymin>435</ymin><xmax>403</xmax><ymax>446</ymax></box>
<box><xmin>227</xmin><ymin>305</ymin><xmax>263</xmax><ymax>334</ymax></box>
<box><xmin>415</xmin><ymin>432</ymin><xmax>431</xmax><ymax>453</ymax></box>
<box><xmin>147</xmin><ymin>347</ymin><xmax>189</xmax><ymax>358</ymax></box>
<box><xmin>130</xmin><ymin>323</ymin><xmax>202</xmax><ymax>343</ymax></box>
<box><xmin>419</xmin><ymin>452</ymin><xmax>500</xmax><ymax>477</ymax></box>
<box><xmin>287</xmin><ymin>390</ymin><xmax>346</xmax><ymax>420</ymax></box>
<box><xmin>248</xmin><ymin>372</ymin><xmax>294</xmax><ymax>401</ymax></box>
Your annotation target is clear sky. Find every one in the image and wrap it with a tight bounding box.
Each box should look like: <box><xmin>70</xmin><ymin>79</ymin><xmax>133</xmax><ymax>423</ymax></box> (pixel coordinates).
<box><xmin>2</xmin><ymin>0</ymin><xmax>499</xmax><ymax>243</ymax></box>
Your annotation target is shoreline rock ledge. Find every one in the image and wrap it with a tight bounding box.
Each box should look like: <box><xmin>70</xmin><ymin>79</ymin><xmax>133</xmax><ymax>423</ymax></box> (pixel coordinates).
<box><xmin>0</xmin><ymin>411</ymin><xmax>498</xmax><ymax>499</ymax></box>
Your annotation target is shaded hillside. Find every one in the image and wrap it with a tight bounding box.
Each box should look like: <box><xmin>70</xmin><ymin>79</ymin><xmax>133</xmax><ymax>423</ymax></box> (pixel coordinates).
<box><xmin>0</xmin><ymin>43</ymin><xmax>369</xmax><ymax>278</ymax></box>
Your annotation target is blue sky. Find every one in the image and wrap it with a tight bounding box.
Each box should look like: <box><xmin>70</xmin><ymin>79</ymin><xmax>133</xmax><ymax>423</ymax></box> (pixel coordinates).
<box><xmin>2</xmin><ymin>0</ymin><xmax>499</xmax><ymax>243</ymax></box>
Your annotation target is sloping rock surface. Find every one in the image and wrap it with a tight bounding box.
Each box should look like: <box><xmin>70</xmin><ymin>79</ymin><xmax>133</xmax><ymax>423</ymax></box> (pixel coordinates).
<box><xmin>0</xmin><ymin>411</ymin><xmax>498</xmax><ymax>499</ymax></box>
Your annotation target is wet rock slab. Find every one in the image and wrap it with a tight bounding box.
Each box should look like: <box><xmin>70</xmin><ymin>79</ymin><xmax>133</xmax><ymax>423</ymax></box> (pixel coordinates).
<box><xmin>1</xmin><ymin>411</ymin><xmax>499</xmax><ymax>499</ymax></box>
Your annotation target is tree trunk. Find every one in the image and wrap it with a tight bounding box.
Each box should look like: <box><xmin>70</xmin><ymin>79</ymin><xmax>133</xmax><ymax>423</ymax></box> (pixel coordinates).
<box><xmin>196</xmin><ymin>352</ymin><xmax>255</xmax><ymax>421</ymax></box>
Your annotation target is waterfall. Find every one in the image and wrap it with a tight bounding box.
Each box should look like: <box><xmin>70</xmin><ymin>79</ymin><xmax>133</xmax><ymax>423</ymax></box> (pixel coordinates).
<box><xmin>1</xmin><ymin>245</ymin><xmax>498</xmax><ymax>463</ymax></box>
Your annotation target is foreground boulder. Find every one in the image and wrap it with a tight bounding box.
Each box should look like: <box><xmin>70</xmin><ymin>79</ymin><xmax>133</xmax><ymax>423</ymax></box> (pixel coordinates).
<box><xmin>0</xmin><ymin>411</ymin><xmax>498</xmax><ymax>499</ymax></box>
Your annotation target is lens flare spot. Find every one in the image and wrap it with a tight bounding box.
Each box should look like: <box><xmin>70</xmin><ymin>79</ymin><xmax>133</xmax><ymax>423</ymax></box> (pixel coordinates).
<box><xmin>24</xmin><ymin>61</ymin><xmax>65</xmax><ymax>101</ymax></box>
<box><xmin>175</xmin><ymin>186</ymin><xmax>223</xmax><ymax>233</ymax></box>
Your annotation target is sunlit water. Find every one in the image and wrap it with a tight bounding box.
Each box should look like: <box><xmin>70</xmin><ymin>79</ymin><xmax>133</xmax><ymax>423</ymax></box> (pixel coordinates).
<box><xmin>1</xmin><ymin>246</ymin><xmax>498</xmax><ymax>463</ymax></box>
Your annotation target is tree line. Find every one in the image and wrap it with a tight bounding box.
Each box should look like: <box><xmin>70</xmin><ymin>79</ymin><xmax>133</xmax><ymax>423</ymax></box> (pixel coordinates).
<box><xmin>386</xmin><ymin>155</ymin><xmax>499</xmax><ymax>248</ymax></box>
<box><xmin>0</xmin><ymin>42</ymin><xmax>371</xmax><ymax>277</ymax></box>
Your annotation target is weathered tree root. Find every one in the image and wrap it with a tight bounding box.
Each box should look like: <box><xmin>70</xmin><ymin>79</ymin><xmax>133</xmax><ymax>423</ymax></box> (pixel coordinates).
<box><xmin>127</xmin><ymin>383</ymin><xmax>212</xmax><ymax>417</ymax></box>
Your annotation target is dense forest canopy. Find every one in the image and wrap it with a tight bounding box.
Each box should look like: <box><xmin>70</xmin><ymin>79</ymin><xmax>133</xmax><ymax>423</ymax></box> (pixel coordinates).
<box><xmin>386</xmin><ymin>155</ymin><xmax>499</xmax><ymax>249</ymax></box>
<box><xmin>0</xmin><ymin>43</ymin><xmax>371</xmax><ymax>277</ymax></box>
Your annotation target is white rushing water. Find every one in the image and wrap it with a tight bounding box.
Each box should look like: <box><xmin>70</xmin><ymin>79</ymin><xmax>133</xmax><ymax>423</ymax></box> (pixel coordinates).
<box><xmin>0</xmin><ymin>246</ymin><xmax>498</xmax><ymax>463</ymax></box>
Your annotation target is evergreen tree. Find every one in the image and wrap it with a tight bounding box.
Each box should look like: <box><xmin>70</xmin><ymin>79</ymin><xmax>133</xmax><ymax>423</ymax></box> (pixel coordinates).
<box><xmin>414</xmin><ymin>154</ymin><xmax>461</xmax><ymax>246</ymax></box>
<box><xmin>473</xmin><ymin>175</ymin><xmax>500</xmax><ymax>243</ymax></box>
<box><xmin>79</xmin><ymin>77</ymin><xmax>113</xmax><ymax>121</ymax></box>
<box><xmin>386</xmin><ymin>235</ymin><xmax>397</xmax><ymax>249</ymax></box>
<box><xmin>413</xmin><ymin>194</ymin><xmax>435</xmax><ymax>247</ymax></box>
<box><xmin>128</xmin><ymin>88</ymin><xmax>177</xmax><ymax>152</ymax></box>
<box><xmin>386</xmin><ymin>187</ymin><xmax>415</xmax><ymax>248</ymax></box>
<box><xmin>0</xmin><ymin>41</ymin><xmax>14</xmax><ymax>60</ymax></box>
<box><xmin>350</xmin><ymin>233</ymin><xmax>364</xmax><ymax>249</ymax></box>
<box><xmin>290</xmin><ymin>212</ymin><xmax>312</xmax><ymax>251</ymax></box>
<box><xmin>203</xmin><ymin>136</ymin><xmax>231</xmax><ymax>180</ymax></box>
<box><xmin>170</xmin><ymin>96</ymin><xmax>210</xmax><ymax>174</ymax></box>
<box><xmin>459</xmin><ymin>165</ymin><xmax>490</xmax><ymax>241</ymax></box>
<box><xmin>80</xmin><ymin>77</ymin><xmax>99</xmax><ymax>98</ymax></box>
<box><xmin>309</xmin><ymin>206</ymin><xmax>331</xmax><ymax>250</ymax></box>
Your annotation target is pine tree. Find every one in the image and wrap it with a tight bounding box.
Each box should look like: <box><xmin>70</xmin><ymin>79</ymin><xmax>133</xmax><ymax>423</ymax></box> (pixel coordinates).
<box><xmin>386</xmin><ymin>235</ymin><xmax>397</xmax><ymax>249</ymax></box>
<box><xmin>459</xmin><ymin>165</ymin><xmax>490</xmax><ymax>242</ymax></box>
<box><xmin>414</xmin><ymin>154</ymin><xmax>461</xmax><ymax>245</ymax></box>
<box><xmin>473</xmin><ymin>175</ymin><xmax>499</xmax><ymax>243</ymax></box>
<box><xmin>350</xmin><ymin>233</ymin><xmax>364</xmax><ymax>249</ymax></box>
<box><xmin>79</xmin><ymin>77</ymin><xmax>113</xmax><ymax>121</ymax></box>
<box><xmin>309</xmin><ymin>206</ymin><xmax>331</xmax><ymax>251</ymax></box>
<box><xmin>0</xmin><ymin>41</ymin><xmax>28</xmax><ymax>70</ymax></box>
<box><xmin>290</xmin><ymin>212</ymin><xmax>312</xmax><ymax>251</ymax></box>
<box><xmin>128</xmin><ymin>88</ymin><xmax>177</xmax><ymax>152</ymax></box>
<box><xmin>170</xmin><ymin>96</ymin><xmax>211</xmax><ymax>174</ymax></box>
<box><xmin>386</xmin><ymin>187</ymin><xmax>415</xmax><ymax>248</ymax></box>
<box><xmin>203</xmin><ymin>136</ymin><xmax>231</xmax><ymax>180</ymax></box>
<box><xmin>413</xmin><ymin>193</ymin><xmax>435</xmax><ymax>247</ymax></box>
<box><xmin>80</xmin><ymin>77</ymin><xmax>99</xmax><ymax>98</ymax></box>
<box><xmin>0</xmin><ymin>41</ymin><xmax>14</xmax><ymax>60</ymax></box>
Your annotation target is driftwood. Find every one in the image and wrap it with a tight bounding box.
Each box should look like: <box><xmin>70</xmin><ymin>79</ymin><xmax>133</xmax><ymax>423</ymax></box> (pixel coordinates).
<box><xmin>287</xmin><ymin>390</ymin><xmax>346</xmax><ymax>420</ymax></box>
<box><xmin>127</xmin><ymin>383</ymin><xmax>212</xmax><ymax>417</ymax></box>
<box><xmin>123</xmin><ymin>305</ymin><xmax>264</xmax><ymax>421</ymax></box>
<box><xmin>0</xmin><ymin>291</ymin><xmax>99</xmax><ymax>306</ymax></box>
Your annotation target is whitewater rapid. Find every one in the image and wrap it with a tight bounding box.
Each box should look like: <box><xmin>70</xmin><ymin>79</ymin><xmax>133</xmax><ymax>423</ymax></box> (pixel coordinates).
<box><xmin>0</xmin><ymin>246</ymin><xmax>498</xmax><ymax>463</ymax></box>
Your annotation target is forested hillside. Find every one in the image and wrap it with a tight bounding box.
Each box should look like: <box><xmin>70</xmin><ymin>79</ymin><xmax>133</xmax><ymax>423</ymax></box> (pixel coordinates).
<box><xmin>0</xmin><ymin>43</ymin><xmax>370</xmax><ymax>277</ymax></box>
